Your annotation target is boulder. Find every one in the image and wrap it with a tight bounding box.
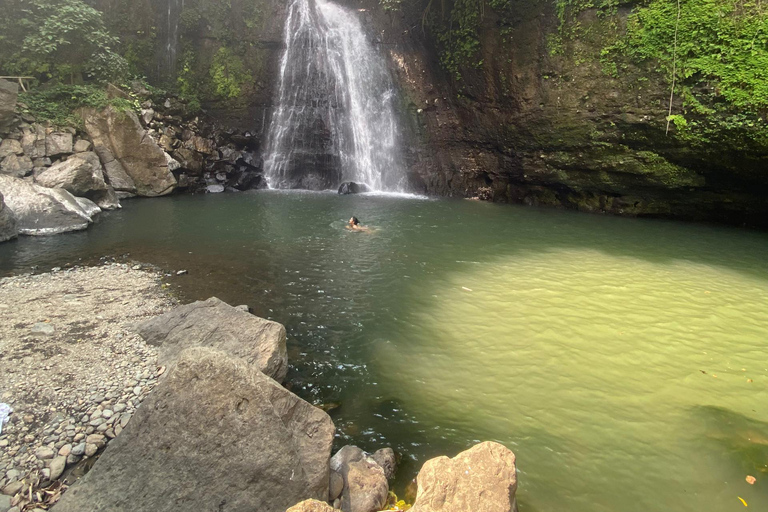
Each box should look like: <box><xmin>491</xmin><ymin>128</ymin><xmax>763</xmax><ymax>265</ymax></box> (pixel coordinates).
<box><xmin>409</xmin><ymin>442</ymin><xmax>518</xmax><ymax>512</ymax></box>
<box><xmin>0</xmin><ymin>139</ymin><xmax>23</xmax><ymax>159</ymax></box>
<box><xmin>0</xmin><ymin>191</ymin><xmax>18</xmax><ymax>242</ymax></box>
<box><xmin>35</xmin><ymin>152</ymin><xmax>108</xmax><ymax>197</ymax></box>
<box><xmin>74</xmin><ymin>197</ymin><xmax>101</xmax><ymax>219</ymax></box>
<box><xmin>172</xmin><ymin>147</ymin><xmax>204</xmax><ymax>174</ymax></box>
<box><xmin>83</xmin><ymin>106</ymin><xmax>176</xmax><ymax>197</ymax></box>
<box><xmin>163</xmin><ymin>152</ymin><xmax>180</xmax><ymax>172</ymax></box>
<box><xmin>1</xmin><ymin>154</ymin><xmax>33</xmax><ymax>177</ymax></box>
<box><xmin>21</xmin><ymin>124</ymin><xmax>47</xmax><ymax>158</ymax></box>
<box><xmin>46</xmin><ymin>132</ymin><xmax>74</xmax><ymax>157</ymax></box>
<box><xmin>286</xmin><ymin>500</ymin><xmax>335</xmax><ymax>512</ymax></box>
<box><xmin>338</xmin><ymin>182</ymin><xmax>370</xmax><ymax>195</ymax></box>
<box><xmin>371</xmin><ymin>448</ymin><xmax>397</xmax><ymax>481</ymax></box>
<box><xmin>0</xmin><ymin>175</ymin><xmax>94</xmax><ymax>235</ymax></box>
<box><xmin>330</xmin><ymin>446</ymin><xmax>389</xmax><ymax>512</ymax></box>
<box><xmin>73</xmin><ymin>139</ymin><xmax>92</xmax><ymax>153</ymax></box>
<box><xmin>52</xmin><ymin>347</ymin><xmax>335</xmax><ymax>512</ymax></box>
<box><xmin>0</xmin><ymin>79</ymin><xmax>18</xmax><ymax>135</ymax></box>
<box><xmin>206</xmin><ymin>184</ymin><xmax>225</xmax><ymax>193</ymax></box>
<box><xmin>134</xmin><ymin>297</ymin><xmax>288</xmax><ymax>382</ymax></box>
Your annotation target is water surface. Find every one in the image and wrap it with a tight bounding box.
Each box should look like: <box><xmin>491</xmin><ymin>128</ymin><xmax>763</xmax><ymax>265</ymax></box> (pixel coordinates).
<box><xmin>1</xmin><ymin>191</ymin><xmax>767</xmax><ymax>512</ymax></box>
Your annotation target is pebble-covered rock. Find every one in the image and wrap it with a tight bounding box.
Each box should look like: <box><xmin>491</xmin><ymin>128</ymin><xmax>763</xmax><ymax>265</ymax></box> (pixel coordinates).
<box><xmin>0</xmin><ymin>264</ymin><xmax>176</xmax><ymax>507</ymax></box>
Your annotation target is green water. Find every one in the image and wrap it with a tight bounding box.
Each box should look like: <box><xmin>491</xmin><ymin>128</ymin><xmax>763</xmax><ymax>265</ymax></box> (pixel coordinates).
<box><xmin>2</xmin><ymin>191</ymin><xmax>767</xmax><ymax>512</ymax></box>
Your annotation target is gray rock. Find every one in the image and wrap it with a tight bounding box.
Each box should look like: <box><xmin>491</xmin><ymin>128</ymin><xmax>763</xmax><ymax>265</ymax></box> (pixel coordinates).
<box><xmin>0</xmin><ymin>191</ymin><xmax>18</xmax><ymax>242</ymax></box>
<box><xmin>0</xmin><ymin>493</ymin><xmax>11</xmax><ymax>512</ymax></box>
<box><xmin>1</xmin><ymin>154</ymin><xmax>33</xmax><ymax>178</ymax></box>
<box><xmin>36</xmin><ymin>152</ymin><xmax>107</xmax><ymax>198</ymax></box>
<box><xmin>48</xmin><ymin>456</ymin><xmax>66</xmax><ymax>481</ymax></box>
<box><xmin>206</xmin><ymin>184</ymin><xmax>224</xmax><ymax>193</ymax></box>
<box><xmin>71</xmin><ymin>443</ymin><xmax>86</xmax><ymax>456</ymax></box>
<box><xmin>329</xmin><ymin>470</ymin><xmax>344</xmax><ymax>502</ymax></box>
<box><xmin>0</xmin><ymin>175</ymin><xmax>94</xmax><ymax>235</ymax></box>
<box><xmin>74</xmin><ymin>197</ymin><xmax>101</xmax><ymax>219</ymax></box>
<box><xmin>409</xmin><ymin>442</ymin><xmax>518</xmax><ymax>512</ymax></box>
<box><xmin>46</xmin><ymin>132</ymin><xmax>74</xmax><ymax>157</ymax></box>
<box><xmin>52</xmin><ymin>347</ymin><xmax>335</xmax><ymax>512</ymax></box>
<box><xmin>31</xmin><ymin>322</ymin><xmax>55</xmax><ymax>335</ymax></box>
<box><xmin>371</xmin><ymin>448</ymin><xmax>397</xmax><ymax>481</ymax></box>
<box><xmin>330</xmin><ymin>446</ymin><xmax>389</xmax><ymax>512</ymax></box>
<box><xmin>134</xmin><ymin>297</ymin><xmax>288</xmax><ymax>383</ymax></box>
<box><xmin>35</xmin><ymin>446</ymin><xmax>55</xmax><ymax>460</ymax></box>
<box><xmin>73</xmin><ymin>140</ymin><xmax>92</xmax><ymax>153</ymax></box>
<box><xmin>163</xmin><ymin>151</ymin><xmax>180</xmax><ymax>172</ymax></box>
<box><xmin>140</xmin><ymin>109</ymin><xmax>154</xmax><ymax>126</ymax></box>
<box><xmin>0</xmin><ymin>139</ymin><xmax>22</xmax><ymax>159</ymax></box>
<box><xmin>1</xmin><ymin>480</ymin><xmax>22</xmax><ymax>497</ymax></box>
<box><xmin>0</xmin><ymin>79</ymin><xmax>18</xmax><ymax>135</ymax></box>
<box><xmin>21</xmin><ymin>124</ymin><xmax>46</xmax><ymax>158</ymax></box>
<box><xmin>83</xmin><ymin>106</ymin><xmax>176</xmax><ymax>197</ymax></box>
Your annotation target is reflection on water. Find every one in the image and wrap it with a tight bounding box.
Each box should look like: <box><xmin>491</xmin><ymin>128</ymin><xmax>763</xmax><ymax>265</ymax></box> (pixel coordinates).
<box><xmin>1</xmin><ymin>190</ymin><xmax>767</xmax><ymax>512</ymax></box>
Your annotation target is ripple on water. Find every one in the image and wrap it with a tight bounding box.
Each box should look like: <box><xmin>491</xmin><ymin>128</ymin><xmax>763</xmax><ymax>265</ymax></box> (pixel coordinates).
<box><xmin>375</xmin><ymin>248</ymin><xmax>768</xmax><ymax>512</ymax></box>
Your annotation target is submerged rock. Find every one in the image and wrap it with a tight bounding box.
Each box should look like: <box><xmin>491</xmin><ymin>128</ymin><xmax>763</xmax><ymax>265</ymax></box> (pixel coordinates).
<box><xmin>330</xmin><ymin>445</ymin><xmax>389</xmax><ymax>512</ymax></box>
<box><xmin>0</xmin><ymin>175</ymin><xmax>95</xmax><ymax>235</ymax></box>
<box><xmin>52</xmin><ymin>347</ymin><xmax>335</xmax><ymax>512</ymax></box>
<box><xmin>410</xmin><ymin>442</ymin><xmax>518</xmax><ymax>512</ymax></box>
<box><xmin>338</xmin><ymin>182</ymin><xmax>370</xmax><ymax>195</ymax></box>
<box><xmin>134</xmin><ymin>297</ymin><xmax>288</xmax><ymax>382</ymax></box>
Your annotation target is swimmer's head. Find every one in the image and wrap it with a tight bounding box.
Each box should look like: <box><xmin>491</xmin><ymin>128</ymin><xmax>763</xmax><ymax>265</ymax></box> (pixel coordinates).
<box><xmin>349</xmin><ymin>217</ymin><xmax>360</xmax><ymax>226</ymax></box>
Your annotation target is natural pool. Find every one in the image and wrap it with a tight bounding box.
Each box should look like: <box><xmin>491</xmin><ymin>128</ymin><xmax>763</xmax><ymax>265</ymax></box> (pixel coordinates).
<box><xmin>1</xmin><ymin>191</ymin><xmax>767</xmax><ymax>512</ymax></box>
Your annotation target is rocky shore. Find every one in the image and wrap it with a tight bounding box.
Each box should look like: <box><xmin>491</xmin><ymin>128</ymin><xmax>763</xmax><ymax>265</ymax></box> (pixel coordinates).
<box><xmin>0</xmin><ymin>264</ymin><xmax>520</xmax><ymax>512</ymax></box>
<box><xmin>0</xmin><ymin>264</ymin><xmax>175</xmax><ymax>510</ymax></box>
<box><xmin>0</xmin><ymin>79</ymin><xmax>265</xmax><ymax>244</ymax></box>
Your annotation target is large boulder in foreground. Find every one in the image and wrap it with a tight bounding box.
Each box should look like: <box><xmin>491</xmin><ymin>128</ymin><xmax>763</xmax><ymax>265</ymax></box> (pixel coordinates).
<box><xmin>410</xmin><ymin>442</ymin><xmax>518</xmax><ymax>512</ymax></box>
<box><xmin>330</xmin><ymin>446</ymin><xmax>389</xmax><ymax>512</ymax></box>
<box><xmin>0</xmin><ymin>175</ymin><xmax>96</xmax><ymax>235</ymax></box>
<box><xmin>135</xmin><ymin>297</ymin><xmax>288</xmax><ymax>382</ymax></box>
<box><xmin>0</xmin><ymin>191</ymin><xmax>18</xmax><ymax>242</ymax></box>
<box><xmin>83</xmin><ymin>106</ymin><xmax>176</xmax><ymax>197</ymax></box>
<box><xmin>53</xmin><ymin>348</ymin><xmax>335</xmax><ymax>512</ymax></box>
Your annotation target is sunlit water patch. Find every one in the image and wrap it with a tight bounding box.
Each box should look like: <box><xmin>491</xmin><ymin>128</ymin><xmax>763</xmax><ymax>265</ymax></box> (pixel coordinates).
<box><xmin>376</xmin><ymin>249</ymin><xmax>768</xmax><ymax>512</ymax></box>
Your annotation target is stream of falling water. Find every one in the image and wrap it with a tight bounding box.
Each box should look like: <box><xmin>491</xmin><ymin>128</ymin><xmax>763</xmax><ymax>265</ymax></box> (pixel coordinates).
<box><xmin>263</xmin><ymin>0</ymin><xmax>405</xmax><ymax>192</ymax></box>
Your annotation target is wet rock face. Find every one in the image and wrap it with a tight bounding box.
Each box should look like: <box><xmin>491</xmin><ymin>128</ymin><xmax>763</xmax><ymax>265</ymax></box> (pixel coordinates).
<box><xmin>338</xmin><ymin>182</ymin><xmax>370</xmax><ymax>195</ymax></box>
<box><xmin>134</xmin><ymin>297</ymin><xmax>289</xmax><ymax>383</ymax></box>
<box><xmin>52</xmin><ymin>347</ymin><xmax>335</xmax><ymax>512</ymax></box>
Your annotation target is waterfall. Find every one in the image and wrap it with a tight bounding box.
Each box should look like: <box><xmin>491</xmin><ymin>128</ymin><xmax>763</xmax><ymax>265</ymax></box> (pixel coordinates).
<box><xmin>160</xmin><ymin>0</ymin><xmax>184</xmax><ymax>80</ymax></box>
<box><xmin>263</xmin><ymin>0</ymin><xmax>406</xmax><ymax>192</ymax></box>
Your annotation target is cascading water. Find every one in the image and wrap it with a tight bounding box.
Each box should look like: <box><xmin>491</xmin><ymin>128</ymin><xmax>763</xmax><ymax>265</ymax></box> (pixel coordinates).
<box><xmin>159</xmin><ymin>0</ymin><xmax>184</xmax><ymax>81</ymax></box>
<box><xmin>263</xmin><ymin>0</ymin><xmax>406</xmax><ymax>192</ymax></box>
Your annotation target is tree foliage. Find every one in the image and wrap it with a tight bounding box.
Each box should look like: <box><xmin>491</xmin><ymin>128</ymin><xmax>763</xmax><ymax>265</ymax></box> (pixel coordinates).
<box><xmin>0</xmin><ymin>0</ymin><xmax>128</xmax><ymax>84</ymax></box>
<box><xmin>604</xmin><ymin>0</ymin><xmax>768</xmax><ymax>147</ymax></box>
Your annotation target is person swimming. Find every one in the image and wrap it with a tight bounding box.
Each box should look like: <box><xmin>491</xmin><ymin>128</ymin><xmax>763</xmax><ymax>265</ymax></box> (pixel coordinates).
<box><xmin>347</xmin><ymin>216</ymin><xmax>370</xmax><ymax>232</ymax></box>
